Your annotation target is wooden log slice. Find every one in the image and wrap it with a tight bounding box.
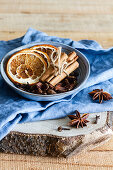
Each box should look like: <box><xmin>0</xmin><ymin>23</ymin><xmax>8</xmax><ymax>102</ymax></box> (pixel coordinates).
<box><xmin>0</xmin><ymin>111</ymin><xmax>113</xmax><ymax>158</ymax></box>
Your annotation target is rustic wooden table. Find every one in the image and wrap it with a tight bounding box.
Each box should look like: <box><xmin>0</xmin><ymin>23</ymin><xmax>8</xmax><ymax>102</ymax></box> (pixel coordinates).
<box><xmin>0</xmin><ymin>0</ymin><xmax>113</xmax><ymax>169</ymax></box>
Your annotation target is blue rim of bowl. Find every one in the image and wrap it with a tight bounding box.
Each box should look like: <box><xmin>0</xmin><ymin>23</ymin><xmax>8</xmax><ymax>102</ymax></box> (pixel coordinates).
<box><xmin>0</xmin><ymin>41</ymin><xmax>90</xmax><ymax>97</ymax></box>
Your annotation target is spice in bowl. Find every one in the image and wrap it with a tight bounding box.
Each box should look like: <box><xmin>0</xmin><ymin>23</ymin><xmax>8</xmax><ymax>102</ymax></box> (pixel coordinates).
<box><xmin>6</xmin><ymin>44</ymin><xmax>79</xmax><ymax>95</ymax></box>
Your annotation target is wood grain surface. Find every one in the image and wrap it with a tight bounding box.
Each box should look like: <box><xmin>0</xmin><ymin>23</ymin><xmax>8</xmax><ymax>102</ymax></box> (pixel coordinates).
<box><xmin>0</xmin><ymin>0</ymin><xmax>113</xmax><ymax>169</ymax></box>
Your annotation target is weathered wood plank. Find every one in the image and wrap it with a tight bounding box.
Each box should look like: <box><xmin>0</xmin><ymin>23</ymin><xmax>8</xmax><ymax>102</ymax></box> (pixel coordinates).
<box><xmin>0</xmin><ymin>13</ymin><xmax>113</xmax><ymax>32</ymax></box>
<box><xmin>0</xmin><ymin>0</ymin><xmax>113</xmax><ymax>15</ymax></box>
<box><xmin>0</xmin><ymin>31</ymin><xmax>112</xmax><ymax>49</ymax></box>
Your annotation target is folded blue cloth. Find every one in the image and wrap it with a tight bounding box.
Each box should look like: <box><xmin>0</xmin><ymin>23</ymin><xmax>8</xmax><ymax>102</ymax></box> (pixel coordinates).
<box><xmin>0</xmin><ymin>28</ymin><xmax>113</xmax><ymax>140</ymax></box>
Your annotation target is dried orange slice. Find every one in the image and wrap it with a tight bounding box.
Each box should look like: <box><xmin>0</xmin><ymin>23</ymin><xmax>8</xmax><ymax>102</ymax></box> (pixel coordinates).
<box><xmin>6</xmin><ymin>49</ymin><xmax>47</xmax><ymax>84</ymax></box>
<box><xmin>30</xmin><ymin>44</ymin><xmax>58</xmax><ymax>63</ymax></box>
<box><xmin>22</xmin><ymin>49</ymin><xmax>50</xmax><ymax>68</ymax></box>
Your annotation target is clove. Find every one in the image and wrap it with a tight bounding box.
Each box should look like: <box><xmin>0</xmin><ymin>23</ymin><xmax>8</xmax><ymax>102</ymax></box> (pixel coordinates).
<box><xmin>95</xmin><ymin>115</ymin><xmax>100</xmax><ymax>124</ymax></box>
<box><xmin>57</xmin><ymin>126</ymin><xmax>70</xmax><ymax>132</ymax></box>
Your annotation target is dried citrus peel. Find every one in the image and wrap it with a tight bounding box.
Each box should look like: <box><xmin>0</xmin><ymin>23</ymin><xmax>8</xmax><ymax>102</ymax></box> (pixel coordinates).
<box><xmin>7</xmin><ymin>50</ymin><xmax>47</xmax><ymax>84</ymax></box>
<box><xmin>22</xmin><ymin>49</ymin><xmax>50</xmax><ymax>68</ymax></box>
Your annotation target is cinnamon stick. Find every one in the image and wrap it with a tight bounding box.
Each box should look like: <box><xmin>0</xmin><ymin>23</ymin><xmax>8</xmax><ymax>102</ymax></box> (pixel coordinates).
<box><xmin>40</xmin><ymin>52</ymin><xmax>68</xmax><ymax>82</ymax></box>
<box><xmin>49</xmin><ymin>61</ymin><xmax>79</xmax><ymax>86</ymax></box>
<box><xmin>46</xmin><ymin>54</ymin><xmax>78</xmax><ymax>83</ymax></box>
<box><xmin>40</xmin><ymin>51</ymin><xmax>79</xmax><ymax>86</ymax></box>
<box><xmin>67</xmin><ymin>56</ymin><xmax>78</xmax><ymax>67</ymax></box>
<box><xmin>67</xmin><ymin>51</ymin><xmax>77</xmax><ymax>62</ymax></box>
<box><xmin>40</xmin><ymin>65</ymin><xmax>54</xmax><ymax>82</ymax></box>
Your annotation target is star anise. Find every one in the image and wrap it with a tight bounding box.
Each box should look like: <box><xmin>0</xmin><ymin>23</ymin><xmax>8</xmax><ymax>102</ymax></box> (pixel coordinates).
<box><xmin>68</xmin><ymin>110</ymin><xmax>89</xmax><ymax>128</ymax></box>
<box><xmin>89</xmin><ymin>89</ymin><xmax>112</xmax><ymax>104</ymax></box>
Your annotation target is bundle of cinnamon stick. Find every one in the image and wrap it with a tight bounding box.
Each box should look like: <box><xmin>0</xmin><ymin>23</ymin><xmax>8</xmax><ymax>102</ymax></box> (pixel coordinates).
<box><xmin>40</xmin><ymin>50</ymin><xmax>79</xmax><ymax>86</ymax></box>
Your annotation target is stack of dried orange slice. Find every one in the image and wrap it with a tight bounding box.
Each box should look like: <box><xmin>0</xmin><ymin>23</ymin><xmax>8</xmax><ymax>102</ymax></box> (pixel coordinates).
<box><xmin>6</xmin><ymin>44</ymin><xmax>58</xmax><ymax>84</ymax></box>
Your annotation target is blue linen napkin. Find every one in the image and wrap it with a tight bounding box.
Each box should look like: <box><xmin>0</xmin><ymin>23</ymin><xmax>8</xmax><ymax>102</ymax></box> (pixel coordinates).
<box><xmin>0</xmin><ymin>27</ymin><xmax>113</xmax><ymax>140</ymax></box>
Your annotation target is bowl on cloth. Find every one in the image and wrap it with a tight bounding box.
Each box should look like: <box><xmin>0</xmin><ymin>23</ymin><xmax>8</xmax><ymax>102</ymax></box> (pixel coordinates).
<box><xmin>0</xmin><ymin>41</ymin><xmax>90</xmax><ymax>101</ymax></box>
